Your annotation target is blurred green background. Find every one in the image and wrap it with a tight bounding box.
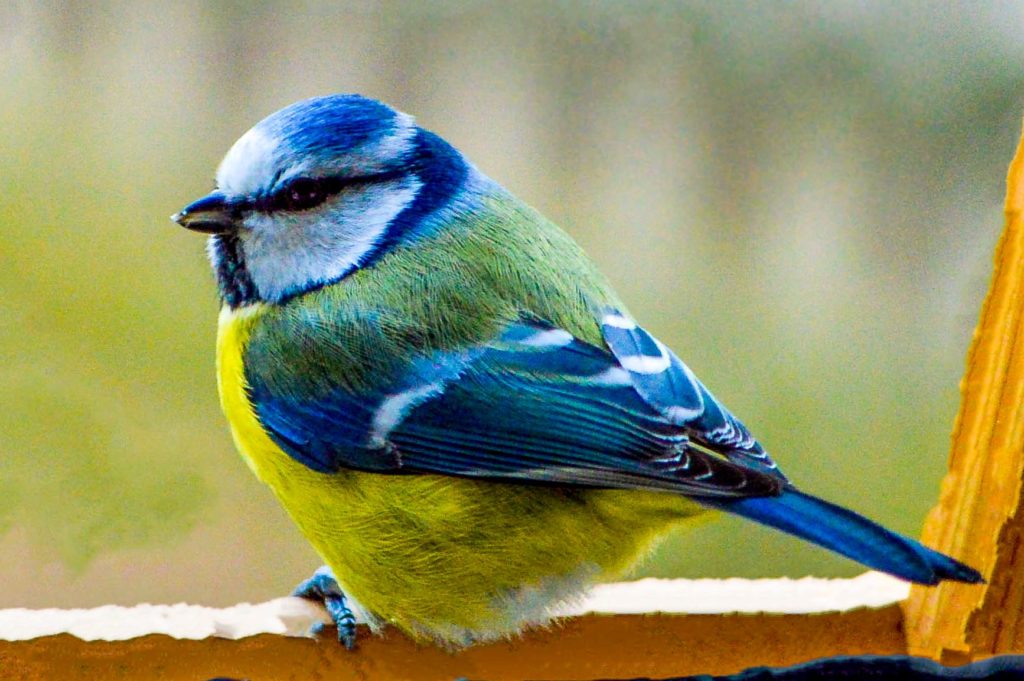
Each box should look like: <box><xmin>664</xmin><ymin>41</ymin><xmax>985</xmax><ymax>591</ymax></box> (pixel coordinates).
<box><xmin>1</xmin><ymin>2</ymin><xmax>1022</xmax><ymax>608</ymax></box>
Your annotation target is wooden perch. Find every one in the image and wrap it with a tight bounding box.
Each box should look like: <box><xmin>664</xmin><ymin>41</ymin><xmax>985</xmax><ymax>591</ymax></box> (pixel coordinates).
<box><xmin>903</xmin><ymin>117</ymin><xmax>1024</xmax><ymax>662</ymax></box>
<box><xmin>1</xmin><ymin>593</ymin><xmax>908</xmax><ymax>681</ymax></box>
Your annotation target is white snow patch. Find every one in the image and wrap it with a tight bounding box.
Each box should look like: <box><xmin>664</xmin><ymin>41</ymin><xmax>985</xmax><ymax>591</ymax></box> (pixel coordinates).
<box><xmin>0</xmin><ymin>597</ymin><xmax>330</xmax><ymax>642</ymax></box>
<box><xmin>0</xmin><ymin>573</ymin><xmax>909</xmax><ymax>641</ymax></box>
<box><xmin>560</xmin><ymin>571</ymin><xmax>910</xmax><ymax>616</ymax></box>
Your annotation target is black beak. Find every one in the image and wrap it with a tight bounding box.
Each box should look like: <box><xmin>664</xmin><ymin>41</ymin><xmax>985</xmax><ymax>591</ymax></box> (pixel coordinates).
<box><xmin>171</xmin><ymin>192</ymin><xmax>237</xmax><ymax>234</ymax></box>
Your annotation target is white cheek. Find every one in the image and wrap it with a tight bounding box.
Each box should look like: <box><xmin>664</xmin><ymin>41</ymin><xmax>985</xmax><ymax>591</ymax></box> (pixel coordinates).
<box><xmin>241</xmin><ymin>179</ymin><xmax>421</xmax><ymax>302</ymax></box>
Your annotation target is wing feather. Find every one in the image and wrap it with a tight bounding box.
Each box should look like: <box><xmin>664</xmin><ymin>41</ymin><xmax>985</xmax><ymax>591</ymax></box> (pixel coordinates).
<box><xmin>248</xmin><ymin>316</ymin><xmax>785</xmax><ymax>496</ymax></box>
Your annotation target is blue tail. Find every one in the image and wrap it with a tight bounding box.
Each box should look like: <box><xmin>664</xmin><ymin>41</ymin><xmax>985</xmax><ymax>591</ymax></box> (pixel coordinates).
<box><xmin>710</xmin><ymin>488</ymin><xmax>983</xmax><ymax>585</ymax></box>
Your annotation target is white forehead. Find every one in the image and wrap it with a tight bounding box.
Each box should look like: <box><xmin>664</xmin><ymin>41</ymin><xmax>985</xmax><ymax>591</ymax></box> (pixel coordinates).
<box><xmin>214</xmin><ymin>111</ymin><xmax>418</xmax><ymax>200</ymax></box>
<box><xmin>216</xmin><ymin>126</ymin><xmax>281</xmax><ymax>198</ymax></box>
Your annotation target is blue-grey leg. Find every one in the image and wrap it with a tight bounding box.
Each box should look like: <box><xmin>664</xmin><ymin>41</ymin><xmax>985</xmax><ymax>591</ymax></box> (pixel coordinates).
<box><xmin>292</xmin><ymin>565</ymin><xmax>358</xmax><ymax>649</ymax></box>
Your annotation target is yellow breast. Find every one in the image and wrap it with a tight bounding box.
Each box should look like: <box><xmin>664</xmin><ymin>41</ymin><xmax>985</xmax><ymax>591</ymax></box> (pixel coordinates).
<box><xmin>216</xmin><ymin>304</ymin><xmax>277</xmax><ymax>480</ymax></box>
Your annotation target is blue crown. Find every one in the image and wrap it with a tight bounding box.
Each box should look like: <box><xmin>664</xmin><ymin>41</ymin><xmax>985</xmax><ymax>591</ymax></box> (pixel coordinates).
<box><xmin>259</xmin><ymin>94</ymin><xmax>405</xmax><ymax>159</ymax></box>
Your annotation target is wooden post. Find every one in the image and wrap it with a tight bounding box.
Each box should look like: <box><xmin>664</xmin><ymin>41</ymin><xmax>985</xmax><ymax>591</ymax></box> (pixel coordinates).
<box><xmin>903</xmin><ymin>118</ymin><xmax>1024</xmax><ymax>661</ymax></box>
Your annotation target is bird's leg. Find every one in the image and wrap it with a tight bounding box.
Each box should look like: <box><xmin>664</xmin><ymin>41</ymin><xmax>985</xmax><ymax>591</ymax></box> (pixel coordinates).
<box><xmin>292</xmin><ymin>565</ymin><xmax>358</xmax><ymax>649</ymax></box>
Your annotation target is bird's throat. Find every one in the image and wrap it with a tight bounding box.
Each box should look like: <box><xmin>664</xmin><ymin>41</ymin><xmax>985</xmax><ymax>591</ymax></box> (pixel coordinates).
<box><xmin>208</xmin><ymin>233</ymin><xmax>259</xmax><ymax>308</ymax></box>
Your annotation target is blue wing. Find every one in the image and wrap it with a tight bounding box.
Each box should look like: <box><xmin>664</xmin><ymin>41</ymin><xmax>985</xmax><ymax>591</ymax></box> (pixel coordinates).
<box><xmin>247</xmin><ymin>314</ymin><xmax>785</xmax><ymax>498</ymax></box>
<box><xmin>597</xmin><ymin>310</ymin><xmax>782</xmax><ymax>477</ymax></box>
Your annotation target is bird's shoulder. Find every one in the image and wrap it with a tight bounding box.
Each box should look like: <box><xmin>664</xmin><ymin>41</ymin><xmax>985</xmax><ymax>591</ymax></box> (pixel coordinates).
<box><xmin>243</xmin><ymin>190</ymin><xmax>625</xmax><ymax>390</ymax></box>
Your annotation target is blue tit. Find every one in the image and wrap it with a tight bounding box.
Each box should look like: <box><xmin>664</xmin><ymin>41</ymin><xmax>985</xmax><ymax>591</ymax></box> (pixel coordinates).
<box><xmin>173</xmin><ymin>94</ymin><xmax>981</xmax><ymax>648</ymax></box>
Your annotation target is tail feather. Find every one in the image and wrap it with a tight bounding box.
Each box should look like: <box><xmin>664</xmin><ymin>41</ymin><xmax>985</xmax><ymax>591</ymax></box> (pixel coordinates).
<box><xmin>710</xmin><ymin>488</ymin><xmax>983</xmax><ymax>585</ymax></box>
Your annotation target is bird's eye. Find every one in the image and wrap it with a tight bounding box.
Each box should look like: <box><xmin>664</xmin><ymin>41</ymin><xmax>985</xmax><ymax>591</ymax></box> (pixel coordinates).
<box><xmin>278</xmin><ymin>178</ymin><xmax>329</xmax><ymax>212</ymax></box>
<box><xmin>257</xmin><ymin>169</ymin><xmax>406</xmax><ymax>214</ymax></box>
<box><xmin>260</xmin><ymin>177</ymin><xmax>337</xmax><ymax>213</ymax></box>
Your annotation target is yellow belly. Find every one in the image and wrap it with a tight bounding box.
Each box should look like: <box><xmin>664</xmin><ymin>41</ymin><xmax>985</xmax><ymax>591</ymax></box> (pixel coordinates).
<box><xmin>216</xmin><ymin>304</ymin><xmax>707</xmax><ymax>644</ymax></box>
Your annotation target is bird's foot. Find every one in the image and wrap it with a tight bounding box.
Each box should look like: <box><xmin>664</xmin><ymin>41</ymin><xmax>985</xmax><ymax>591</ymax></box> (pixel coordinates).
<box><xmin>292</xmin><ymin>565</ymin><xmax>358</xmax><ymax>649</ymax></box>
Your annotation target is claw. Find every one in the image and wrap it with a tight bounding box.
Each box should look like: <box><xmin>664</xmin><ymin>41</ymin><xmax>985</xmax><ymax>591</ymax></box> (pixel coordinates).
<box><xmin>292</xmin><ymin>565</ymin><xmax>358</xmax><ymax>649</ymax></box>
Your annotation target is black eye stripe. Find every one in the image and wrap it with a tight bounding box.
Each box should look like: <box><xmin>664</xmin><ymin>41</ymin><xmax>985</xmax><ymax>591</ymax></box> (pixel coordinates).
<box><xmin>250</xmin><ymin>168</ymin><xmax>411</xmax><ymax>214</ymax></box>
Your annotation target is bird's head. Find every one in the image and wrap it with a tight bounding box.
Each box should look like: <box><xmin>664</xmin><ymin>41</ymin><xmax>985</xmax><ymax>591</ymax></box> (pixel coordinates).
<box><xmin>174</xmin><ymin>94</ymin><xmax>472</xmax><ymax>307</ymax></box>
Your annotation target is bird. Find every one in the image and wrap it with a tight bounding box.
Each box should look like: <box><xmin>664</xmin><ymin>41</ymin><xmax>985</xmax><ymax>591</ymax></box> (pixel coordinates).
<box><xmin>173</xmin><ymin>94</ymin><xmax>982</xmax><ymax>649</ymax></box>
